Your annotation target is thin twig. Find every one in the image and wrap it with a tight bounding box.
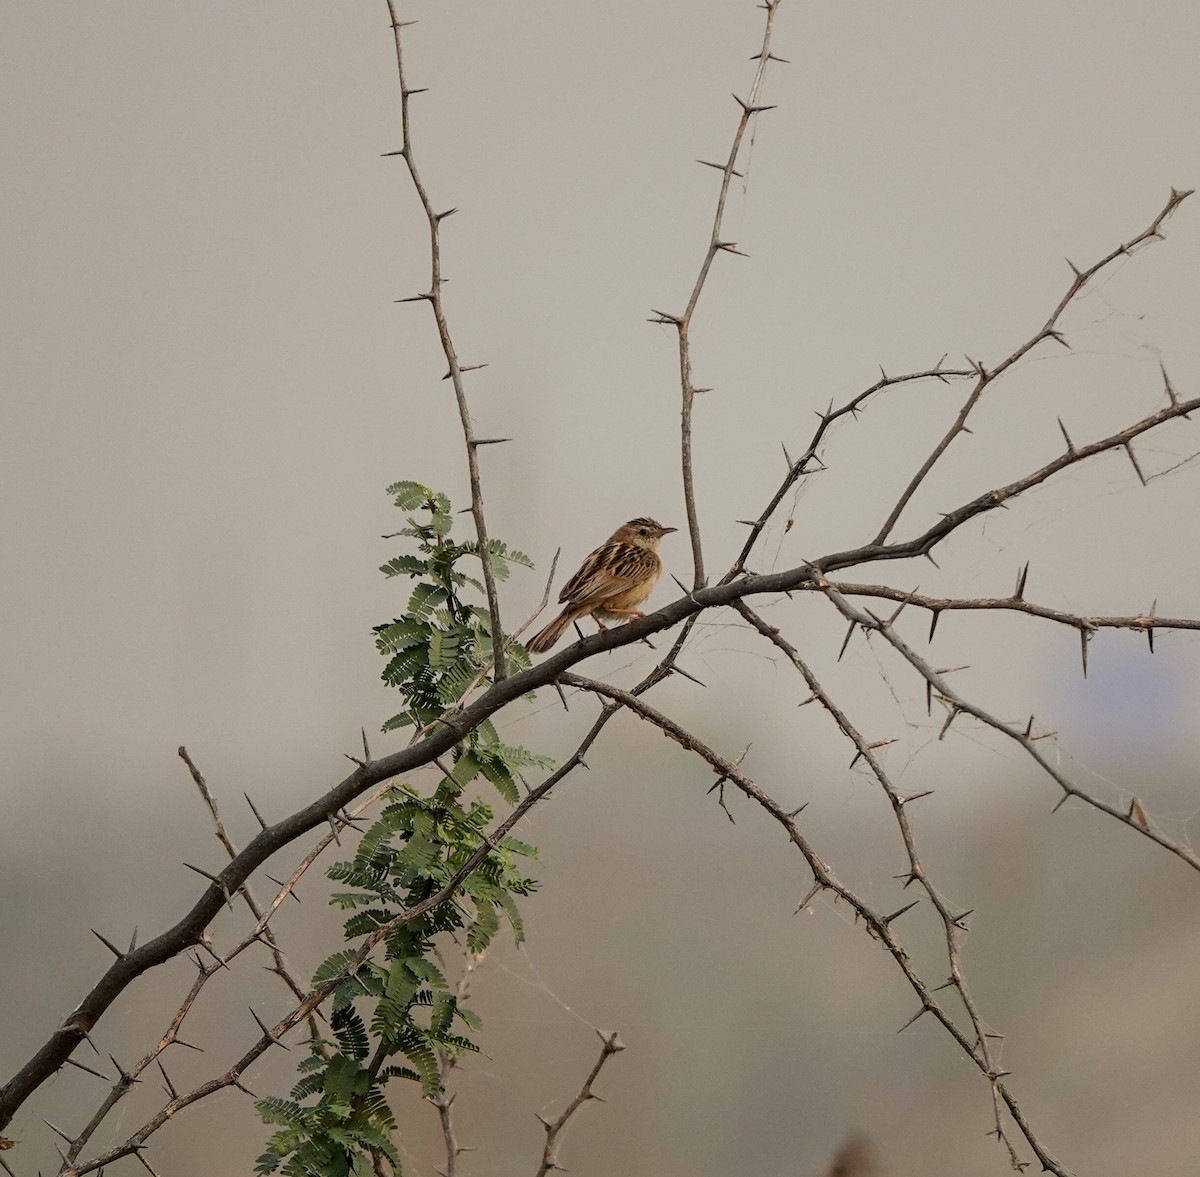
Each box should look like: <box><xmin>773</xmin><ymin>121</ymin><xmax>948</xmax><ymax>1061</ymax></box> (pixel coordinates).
<box><xmin>816</xmin><ymin>583</ymin><xmax>1200</xmax><ymax>872</ymax></box>
<box><xmin>431</xmin><ymin>948</ymin><xmax>481</xmax><ymax>1177</ymax></box>
<box><xmin>535</xmin><ymin>1030</ymin><xmax>625</xmax><ymax>1177</ymax></box>
<box><xmin>871</xmin><ymin>188</ymin><xmax>1192</xmax><ymax>545</ymax></box>
<box><xmin>656</xmin><ymin>0</ymin><xmax>785</xmax><ymax>588</ymax></box>
<box><xmin>723</xmin><ymin>361</ymin><xmax>975</xmax><ymax>579</ymax></box>
<box><xmin>385</xmin><ymin>1</ymin><xmax>508</xmax><ymax>679</ymax></box>
<box><xmin>732</xmin><ymin>602</ymin><xmax>1024</xmax><ymax>1168</ymax></box>
<box><xmin>558</xmin><ymin>672</ymin><xmax>1068</xmax><ymax>1176</ymax></box>
<box><xmin>809</xmin><ymin>581</ymin><xmax>1194</xmax><ymax>640</ymax></box>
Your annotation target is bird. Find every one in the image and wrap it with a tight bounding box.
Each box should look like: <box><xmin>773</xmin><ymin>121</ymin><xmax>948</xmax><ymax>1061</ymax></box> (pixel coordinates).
<box><xmin>526</xmin><ymin>518</ymin><xmax>677</xmax><ymax>654</ymax></box>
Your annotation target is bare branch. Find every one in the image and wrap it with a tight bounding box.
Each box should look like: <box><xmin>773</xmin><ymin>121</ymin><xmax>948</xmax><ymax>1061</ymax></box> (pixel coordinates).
<box><xmin>725</xmin><ymin>361</ymin><xmax>975</xmax><ymax>578</ymax></box>
<box><xmin>660</xmin><ymin>0</ymin><xmax>785</xmax><ymax>588</ymax></box>
<box><xmin>535</xmin><ymin>1030</ymin><xmax>625</xmax><ymax>1177</ymax></box>
<box><xmin>732</xmin><ymin>602</ymin><xmax>1025</xmax><ymax>1165</ymax></box>
<box><xmin>385</xmin><ymin>1</ymin><xmax>507</xmax><ymax>678</ymax></box>
<box><xmin>872</xmin><ymin>188</ymin><xmax>1191</xmax><ymax>545</ymax></box>
<box><xmin>817</xmin><ymin>583</ymin><xmax>1200</xmax><ymax>872</ymax></box>
<box><xmin>814</xmin><ymin>581</ymin><xmax>1195</xmax><ymax>640</ymax></box>
<box><xmin>558</xmin><ymin>672</ymin><xmax>1069</xmax><ymax>1176</ymax></box>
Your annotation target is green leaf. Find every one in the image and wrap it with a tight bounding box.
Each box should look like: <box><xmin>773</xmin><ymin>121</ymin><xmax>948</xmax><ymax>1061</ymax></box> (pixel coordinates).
<box><xmin>401</xmin><ymin>1033</ymin><xmax>441</xmax><ymax>1098</ymax></box>
<box><xmin>499</xmin><ymin>835</ymin><xmax>538</xmax><ymax>859</ymax></box>
<box><xmin>407</xmin><ymin>957</ymin><xmax>448</xmax><ymax>991</ymax></box>
<box><xmin>379</xmin><ymin>554</ymin><xmax>428</xmax><ymax>579</ymax></box>
<box><xmin>331</xmin><ymin>1007</ymin><xmax>370</xmax><ymax>1061</ymax></box>
<box><xmin>381</xmin><ymin>711</ymin><xmax>415</xmax><ymax>733</ymax></box>
<box><xmin>496</xmin><ymin>888</ymin><xmax>526</xmax><ymax>944</ymax></box>
<box><xmin>313</xmin><ymin>949</ymin><xmax>359</xmax><ymax>988</ymax></box>
<box><xmin>386</xmin><ymin>480</ymin><xmax>435</xmax><ymax>510</ymax></box>
<box><xmin>343</xmin><ymin>909</ymin><xmax>395</xmax><ymax>938</ymax></box>
<box><xmin>382</xmin><ymin>645</ymin><xmax>428</xmax><ymax>687</ymax></box>
<box><xmin>476</xmin><ymin>754</ymin><xmax>518</xmax><ymax>804</ymax></box>
<box><xmin>408</xmin><ymin>583</ymin><xmax>447</xmax><ymax>621</ymax></box>
<box><xmin>257</xmin><ymin>1097</ymin><xmax>305</xmax><ymax>1129</ymax></box>
<box><xmin>374</xmin><ymin>618</ymin><xmax>428</xmax><ymax>655</ymax></box>
<box><xmin>467</xmin><ymin>898</ymin><xmax>501</xmax><ymax>953</ymax></box>
<box><xmin>289</xmin><ymin>1072</ymin><xmax>326</xmax><ymax>1101</ymax></box>
<box><xmin>450</xmin><ymin>751</ymin><xmax>482</xmax><ymax>787</ymax></box>
<box><xmin>378</xmin><ymin>1063</ymin><xmax>421</xmax><ymax>1084</ymax></box>
<box><xmin>427</xmin><ymin>626</ymin><xmax>461</xmax><ymax>671</ymax></box>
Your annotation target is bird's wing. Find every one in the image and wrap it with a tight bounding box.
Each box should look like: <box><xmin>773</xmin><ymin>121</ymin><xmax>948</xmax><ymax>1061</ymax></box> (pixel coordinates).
<box><xmin>558</xmin><ymin>541</ymin><xmax>658</xmax><ymax>608</ymax></box>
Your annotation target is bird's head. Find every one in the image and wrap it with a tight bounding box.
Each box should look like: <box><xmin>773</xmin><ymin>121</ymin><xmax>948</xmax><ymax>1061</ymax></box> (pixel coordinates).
<box><xmin>612</xmin><ymin>518</ymin><xmax>677</xmax><ymax>548</ymax></box>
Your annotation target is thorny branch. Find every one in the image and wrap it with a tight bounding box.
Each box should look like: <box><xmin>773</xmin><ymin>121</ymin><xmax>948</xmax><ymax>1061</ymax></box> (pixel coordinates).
<box><xmin>57</xmin><ymin>579</ymin><xmax>710</xmax><ymax>1174</ymax></box>
<box><xmin>54</xmin><ymin>703</ymin><xmax>638</xmax><ymax>1175</ymax></box>
<box><xmin>558</xmin><ymin>673</ymin><xmax>1068</xmax><ymax>1177</ymax></box>
<box><xmin>816</xmin><ymin>582</ymin><xmax>1200</xmax><ymax>872</ymax></box>
<box><xmin>652</xmin><ymin>0</ymin><xmax>785</xmax><ymax>589</ymax></box>
<box><xmin>4</xmin><ymin>4</ymin><xmax>1197</xmax><ymax>1172</ymax></box>
<box><xmin>429</xmin><ymin>949</ymin><xmax>481</xmax><ymax>1177</ymax></box>
<box><xmin>731</xmin><ymin>602</ymin><xmax>1025</xmax><ymax>1169</ymax></box>
<box><xmin>384</xmin><ymin>1</ymin><xmax>508</xmax><ymax>680</ymax></box>
<box><xmin>870</xmin><ymin>187</ymin><xmax>1193</xmax><ymax>546</ymax></box>
<box><xmin>6</xmin><ymin>339</ymin><xmax>1199</xmax><ymax>1134</ymax></box>
<box><xmin>726</xmin><ymin>188</ymin><xmax>1192</xmax><ymax>583</ymax></box>
<box><xmin>177</xmin><ymin>747</ymin><xmax>321</xmax><ymax>1034</ymax></box>
<box><xmin>810</xmin><ymin>580</ymin><xmax>1197</xmax><ymax>644</ymax></box>
<box><xmin>54</xmin><ymin>766</ymin><xmax>397</xmax><ymax>1175</ymax></box>
<box><xmin>534</xmin><ymin>1030</ymin><xmax>625</xmax><ymax>1177</ymax></box>
<box><xmin>725</xmin><ymin>361</ymin><xmax>976</xmax><ymax>579</ymax></box>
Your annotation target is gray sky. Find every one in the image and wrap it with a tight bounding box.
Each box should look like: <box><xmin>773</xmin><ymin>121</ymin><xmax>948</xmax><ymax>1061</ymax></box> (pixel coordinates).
<box><xmin>3</xmin><ymin>3</ymin><xmax>1199</xmax><ymax>1175</ymax></box>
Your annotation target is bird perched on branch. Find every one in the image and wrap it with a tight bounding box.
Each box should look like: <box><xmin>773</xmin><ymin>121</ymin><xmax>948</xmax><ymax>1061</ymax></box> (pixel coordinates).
<box><xmin>527</xmin><ymin>518</ymin><xmax>677</xmax><ymax>654</ymax></box>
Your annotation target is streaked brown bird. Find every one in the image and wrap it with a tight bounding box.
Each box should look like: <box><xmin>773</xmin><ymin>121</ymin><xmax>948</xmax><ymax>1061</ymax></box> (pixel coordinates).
<box><xmin>527</xmin><ymin>517</ymin><xmax>676</xmax><ymax>654</ymax></box>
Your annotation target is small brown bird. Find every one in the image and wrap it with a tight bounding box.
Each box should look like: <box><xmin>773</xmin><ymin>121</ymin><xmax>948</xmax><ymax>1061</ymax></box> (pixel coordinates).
<box><xmin>527</xmin><ymin>518</ymin><xmax>676</xmax><ymax>654</ymax></box>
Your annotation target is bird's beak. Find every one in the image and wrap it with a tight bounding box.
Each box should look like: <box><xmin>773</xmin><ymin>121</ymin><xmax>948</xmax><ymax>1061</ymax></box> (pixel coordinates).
<box><xmin>661</xmin><ymin>527</ymin><xmax>678</xmax><ymax>535</ymax></box>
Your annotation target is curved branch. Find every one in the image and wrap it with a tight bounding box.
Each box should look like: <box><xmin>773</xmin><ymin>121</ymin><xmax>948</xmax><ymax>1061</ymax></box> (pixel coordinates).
<box><xmin>559</xmin><ymin>672</ymin><xmax>1069</xmax><ymax>1177</ymax></box>
<box><xmin>6</xmin><ymin>377</ymin><xmax>1199</xmax><ymax>1130</ymax></box>
<box><xmin>871</xmin><ymin>187</ymin><xmax>1192</xmax><ymax>545</ymax></box>
<box><xmin>817</xmin><ymin>583</ymin><xmax>1200</xmax><ymax>871</ymax></box>
<box><xmin>732</xmin><ymin>601</ymin><xmax>1024</xmax><ymax>1168</ymax></box>
<box><xmin>725</xmin><ymin>361</ymin><xmax>976</xmax><ymax>579</ymax></box>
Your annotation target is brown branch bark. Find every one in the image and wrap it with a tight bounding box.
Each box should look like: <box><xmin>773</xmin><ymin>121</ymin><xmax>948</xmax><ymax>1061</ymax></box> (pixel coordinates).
<box><xmin>654</xmin><ymin>0</ymin><xmax>785</xmax><ymax>588</ymax></box>
<box><xmin>534</xmin><ymin>1030</ymin><xmax>624</xmax><ymax>1177</ymax></box>
<box><xmin>559</xmin><ymin>672</ymin><xmax>1069</xmax><ymax>1176</ymax></box>
<box><xmin>6</xmin><ymin>371</ymin><xmax>1199</xmax><ymax>1132</ymax></box>
<box><xmin>871</xmin><ymin>187</ymin><xmax>1192</xmax><ymax>545</ymax></box>
<box><xmin>385</xmin><ymin>1</ymin><xmax>508</xmax><ymax>679</ymax></box>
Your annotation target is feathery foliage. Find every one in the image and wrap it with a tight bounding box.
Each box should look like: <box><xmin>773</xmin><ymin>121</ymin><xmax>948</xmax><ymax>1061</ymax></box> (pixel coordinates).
<box><xmin>255</xmin><ymin>483</ymin><xmax>542</xmax><ymax>1176</ymax></box>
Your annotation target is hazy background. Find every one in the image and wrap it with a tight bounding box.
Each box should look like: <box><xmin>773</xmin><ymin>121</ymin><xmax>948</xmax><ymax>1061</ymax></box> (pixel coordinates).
<box><xmin>3</xmin><ymin>2</ymin><xmax>1199</xmax><ymax>1174</ymax></box>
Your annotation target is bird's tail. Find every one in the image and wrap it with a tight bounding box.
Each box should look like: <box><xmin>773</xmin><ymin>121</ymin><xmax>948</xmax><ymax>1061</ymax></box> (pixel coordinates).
<box><xmin>527</xmin><ymin>608</ymin><xmax>576</xmax><ymax>654</ymax></box>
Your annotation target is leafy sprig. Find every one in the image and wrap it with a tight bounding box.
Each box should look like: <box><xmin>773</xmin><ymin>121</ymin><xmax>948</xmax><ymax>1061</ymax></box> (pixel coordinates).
<box><xmin>256</xmin><ymin>484</ymin><xmax>543</xmax><ymax>1176</ymax></box>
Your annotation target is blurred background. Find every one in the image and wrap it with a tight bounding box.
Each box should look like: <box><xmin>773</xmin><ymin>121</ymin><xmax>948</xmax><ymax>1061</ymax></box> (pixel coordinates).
<box><xmin>3</xmin><ymin>2</ymin><xmax>1199</xmax><ymax>1174</ymax></box>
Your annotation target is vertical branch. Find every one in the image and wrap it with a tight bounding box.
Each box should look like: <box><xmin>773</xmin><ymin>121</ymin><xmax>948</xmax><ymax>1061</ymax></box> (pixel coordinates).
<box><xmin>430</xmin><ymin>949</ymin><xmax>481</xmax><ymax>1177</ymax></box>
<box><xmin>534</xmin><ymin>1031</ymin><xmax>624</xmax><ymax>1177</ymax></box>
<box><xmin>385</xmin><ymin>2</ymin><xmax>508</xmax><ymax>679</ymax></box>
<box><xmin>654</xmin><ymin>0</ymin><xmax>784</xmax><ymax>589</ymax></box>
